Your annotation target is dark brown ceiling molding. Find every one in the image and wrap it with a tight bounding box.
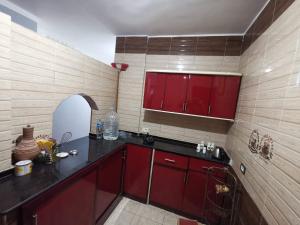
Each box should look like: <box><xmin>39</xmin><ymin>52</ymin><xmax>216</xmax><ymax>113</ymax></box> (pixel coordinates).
<box><xmin>242</xmin><ymin>0</ymin><xmax>295</xmax><ymax>53</ymax></box>
<box><xmin>116</xmin><ymin>36</ymin><xmax>242</xmax><ymax>56</ymax></box>
<box><xmin>116</xmin><ymin>0</ymin><xmax>295</xmax><ymax>56</ymax></box>
<box><xmin>170</xmin><ymin>37</ymin><xmax>197</xmax><ymax>55</ymax></box>
<box><xmin>147</xmin><ymin>37</ymin><xmax>172</xmax><ymax>55</ymax></box>
<box><xmin>124</xmin><ymin>36</ymin><xmax>148</xmax><ymax>54</ymax></box>
<box><xmin>196</xmin><ymin>36</ymin><xmax>227</xmax><ymax>56</ymax></box>
<box><xmin>273</xmin><ymin>0</ymin><xmax>295</xmax><ymax>21</ymax></box>
<box><xmin>225</xmin><ymin>36</ymin><xmax>244</xmax><ymax>56</ymax></box>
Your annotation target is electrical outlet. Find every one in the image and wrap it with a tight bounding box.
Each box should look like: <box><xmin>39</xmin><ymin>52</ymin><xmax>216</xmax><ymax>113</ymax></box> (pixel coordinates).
<box><xmin>240</xmin><ymin>163</ymin><xmax>246</xmax><ymax>175</ymax></box>
<box><xmin>142</xmin><ymin>127</ymin><xmax>150</xmax><ymax>134</ymax></box>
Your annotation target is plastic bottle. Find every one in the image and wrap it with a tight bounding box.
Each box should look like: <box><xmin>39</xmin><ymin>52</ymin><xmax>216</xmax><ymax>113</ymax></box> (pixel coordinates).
<box><xmin>96</xmin><ymin>119</ymin><xmax>103</xmax><ymax>140</ymax></box>
<box><xmin>103</xmin><ymin>108</ymin><xmax>119</xmax><ymax>140</ymax></box>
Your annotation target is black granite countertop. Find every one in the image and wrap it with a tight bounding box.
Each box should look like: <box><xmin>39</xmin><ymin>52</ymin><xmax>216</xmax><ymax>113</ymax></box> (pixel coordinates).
<box><xmin>0</xmin><ymin>131</ymin><xmax>230</xmax><ymax>215</ymax></box>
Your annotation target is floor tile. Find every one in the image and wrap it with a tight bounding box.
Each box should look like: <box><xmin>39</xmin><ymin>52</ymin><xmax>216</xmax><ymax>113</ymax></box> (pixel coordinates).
<box><xmin>104</xmin><ymin>197</ymin><xmax>198</xmax><ymax>225</ymax></box>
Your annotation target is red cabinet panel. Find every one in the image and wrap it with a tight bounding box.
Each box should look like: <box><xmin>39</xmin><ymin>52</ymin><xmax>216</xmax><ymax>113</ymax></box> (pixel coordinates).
<box><xmin>124</xmin><ymin>144</ymin><xmax>152</xmax><ymax>201</ymax></box>
<box><xmin>95</xmin><ymin>150</ymin><xmax>123</xmax><ymax>220</ymax></box>
<box><xmin>183</xmin><ymin>159</ymin><xmax>227</xmax><ymax>218</ymax></box>
<box><xmin>186</xmin><ymin>75</ymin><xmax>213</xmax><ymax>115</ymax></box>
<box><xmin>150</xmin><ymin>165</ymin><xmax>186</xmax><ymax>210</ymax></box>
<box><xmin>32</xmin><ymin>171</ymin><xmax>97</xmax><ymax>225</ymax></box>
<box><xmin>182</xmin><ymin>170</ymin><xmax>207</xmax><ymax>217</ymax></box>
<box><xmin>209</xmin><ymin>76</ymin><xmax>241</xmax><ymax>119</ymax></box>
<box><xmin>143</xmin><ymin>72</ymin><xmax>166</xmax><ymax>110</ymax></box>
<box><xmin>154</xmin><ymin>151</ymin><xmax>188</xmax><ymax>170</ymax></box>
<box><xmin>163</xmin><ymin>74</ymin><xmax>189</xmax><ymax>113</ymax></box>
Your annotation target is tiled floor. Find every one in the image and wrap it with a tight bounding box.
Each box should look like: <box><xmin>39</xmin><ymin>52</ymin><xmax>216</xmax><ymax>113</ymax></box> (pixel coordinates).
<box><xmin>104</xmin><ymin>198</ymin><xmax>203</xmax><ymax>225</ymax></box>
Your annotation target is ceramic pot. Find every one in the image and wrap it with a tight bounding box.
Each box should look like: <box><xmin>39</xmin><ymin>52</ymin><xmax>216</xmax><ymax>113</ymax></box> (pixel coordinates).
<box><xmin>14</xmin><ymin>125</ymin><xmax>40</xmax><ymax>161</ymax></box>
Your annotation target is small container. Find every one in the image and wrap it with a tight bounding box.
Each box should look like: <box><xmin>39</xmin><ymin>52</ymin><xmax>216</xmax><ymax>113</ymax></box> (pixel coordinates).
<box><xmin>196</xmin><ymin>144</ymin><xmax>201</xmax><ymax>153</ymax></box>
<box><xmin>15</xmin><ymin>160</ymin><xmax>33</xmax><ymax>176</ymax></box>
<box><xmin>103</xmin><ymin>108</ymin><xmax>119</xmax><ymax>141</ymax></box>
<box><xmin>203</xmin><ymin>147</ymin><xmax>207</xmax><ymax>154</ymax></box>
<box><xmin>96</xmin><ymin>119</ymin><xmax>103</xmax><ymax>140</ymax></box>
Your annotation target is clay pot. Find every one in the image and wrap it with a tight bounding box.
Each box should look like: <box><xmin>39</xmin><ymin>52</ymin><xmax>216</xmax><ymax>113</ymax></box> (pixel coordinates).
<box><xmin>14</xmin><ymin>125</ymin><xmax>40</xmax><ymax>161</ymax></box>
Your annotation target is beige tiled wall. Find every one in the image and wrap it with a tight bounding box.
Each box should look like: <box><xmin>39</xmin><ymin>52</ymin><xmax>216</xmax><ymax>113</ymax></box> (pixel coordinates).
<box><xmin>0</xmin><ymin>13</ymin><xmax>117</xmax><ymax>172</ymax></box>
<box><xmin>226</xmin><ymin>1</ymin><xmax>300</xmax><ymax>225</ymax></box>
<box><xmin>115</xmin><ymin>53</ymin><xmax>241</xmax><ymax>146</ymax></box>
<box><xmin>0</xmin><ymin>13</ymin><xmax>12</xmax><ymax>171</ymax></box>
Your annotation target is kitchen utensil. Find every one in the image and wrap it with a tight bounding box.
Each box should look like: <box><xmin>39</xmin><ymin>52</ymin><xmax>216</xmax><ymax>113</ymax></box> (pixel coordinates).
<box><xmin>60</xmin><ymin>132</ymin><xmax>72</xmax><ymax>145</ymax></box>
<box><xmin>69</xmin><ymin>149</ymin><xmax>78</xmax><ymax>155</ymax></box>
<box><xmin>56</xmin><ymin>152</ymin><xmax>69</xmax><ymax>158</ymax></box>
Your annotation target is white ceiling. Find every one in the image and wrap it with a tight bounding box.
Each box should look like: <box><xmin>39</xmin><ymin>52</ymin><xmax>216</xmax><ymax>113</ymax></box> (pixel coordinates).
<box><xmin>9</xmin><ymin>0</ymin><xmax>268</xmax><ymax>36</ymax></box>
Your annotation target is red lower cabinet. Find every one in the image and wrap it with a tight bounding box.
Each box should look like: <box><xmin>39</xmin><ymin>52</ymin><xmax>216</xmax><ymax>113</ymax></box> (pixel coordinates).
<box><xmin>182</xmin><ymin>170</ymin><xmax>207</xmax><ymax>218</ymax></box>
<box><xmin>150</xmin><ymin>165</ymin><xmax>186</xmax><ymax>210</ymax></box>
<box><xmin>23</xmin><ymin>170</ymin><xmax>97</xmax><ymax>225</ymax></box>
<box><xmin>124</xmin><ymin>144</ymin><xmax>152</xmax><ymax>201</ymax></box>
<box><xmin>94</xmin><ymin>150</ymin><xmax>123</xmax><ymax>220</ymax></box>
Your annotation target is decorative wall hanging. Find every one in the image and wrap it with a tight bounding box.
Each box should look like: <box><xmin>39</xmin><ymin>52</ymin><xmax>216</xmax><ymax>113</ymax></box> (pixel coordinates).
<box><xmin>248</xmin><ymin>130</ymin><xmax>273</xmax><ymax>161</ymax></box>
<box><xmin>259</xmin><ymin>134</ymin><xmax>273</xmax><ymax>160</ymax></box>
<box><xmin>248</xmin><ymin>129</ymin><xmax>260</xmax><ymax>153</ymax></box>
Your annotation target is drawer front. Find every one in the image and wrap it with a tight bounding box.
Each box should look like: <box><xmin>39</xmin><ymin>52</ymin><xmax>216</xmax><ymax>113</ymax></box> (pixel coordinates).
<box><xmin>189</xmin><ymin>158</ymin><xmax>227</xmax><ymax>178</ymax></box>
<box><xmin>154</xmin><ymin>151</ymin><xmax>188</xmax><ymax>170</ymax></box>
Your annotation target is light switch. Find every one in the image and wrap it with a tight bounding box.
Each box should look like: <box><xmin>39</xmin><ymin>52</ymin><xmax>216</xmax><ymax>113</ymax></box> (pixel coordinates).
<box><xmin>240</xmin><ymin>163</ymin><xmax>246</xmax><ymax>175</ymax></box>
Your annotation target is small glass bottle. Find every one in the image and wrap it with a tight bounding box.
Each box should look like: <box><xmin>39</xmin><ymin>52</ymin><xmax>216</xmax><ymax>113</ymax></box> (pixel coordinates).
<box><xmin>96</xmin><ymin>119</ymin><xmax>103</xmax><ymax>140</ymax></box>
<box><xmin>103</xmin><ymin>108</ymin><xmax>119</xmax><ymax>140</ymax></box>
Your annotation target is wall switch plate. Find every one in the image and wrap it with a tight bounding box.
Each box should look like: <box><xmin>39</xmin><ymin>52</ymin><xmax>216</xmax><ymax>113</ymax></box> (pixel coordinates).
<box><xmin>142</xmin><ymin>127</ymin><xmax>150</xmax><ymax>133</ymax></box>
<box><xmin>240</xmin><ymin>163</ymin><xmax>246</xmax><ymax>175</ymax></box>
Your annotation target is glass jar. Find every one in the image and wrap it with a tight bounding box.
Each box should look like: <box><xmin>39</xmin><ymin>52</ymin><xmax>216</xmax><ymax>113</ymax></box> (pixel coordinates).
<box><xmin>103</xmin><ymin>108</ymin><xmax>119</xmax><ymax>140</ymax></box>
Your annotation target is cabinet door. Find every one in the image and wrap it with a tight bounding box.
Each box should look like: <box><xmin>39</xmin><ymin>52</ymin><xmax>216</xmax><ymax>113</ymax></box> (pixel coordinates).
<box><xmin>163</xmin><ymin>74</ymin><xmax>189</xmax><ymax>113</ymax></box>
<box><xmin>124</xmin><ymin>144</ymin><xmax>152</xmax><ymax>201</ymax></box>
<box><xmin>143</xmin><ymin>72</ymin><xmax>166</xmax><ymax>110</ymax></box>
<box><xmin>95</xmin><ymin>150</ymin><xmax>123</xmax><ymax>220</ymax></box>
<box><xmin>209</xmin><ymin>76</ymin><xmax>241</xmax><ymax>119</ymax></box>
<box><xmin>150</xmin><ymin>165</ymin><xmax>186</xmax><ymax>210</ymax></box>
<box><xmin>186</xmin><ymin>75</ymin><xmax>213</xmax><ymax>115</ymax></box>
<box><xmin>31</xmin><ymin>171</ymin><xmax>97</xmax><ymax>225</ymax></box>
<box><xmin>182</xmin><ymin>170</ymin><xmax>207</xmax><ymax>218</ymax></box>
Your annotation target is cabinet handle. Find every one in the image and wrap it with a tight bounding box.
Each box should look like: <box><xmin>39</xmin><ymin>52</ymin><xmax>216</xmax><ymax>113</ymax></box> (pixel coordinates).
<box><xmin>182</xmin><ymin>103</ymin><xmax>185</xmax><ymax>112</ymax></box>
<box><xmin>184</xmin><ymin>102</ymin><xmax>188</xmax><ymax>112</ymax></box>
<box><xmin>160</xmin><ymin>100</ymin><xmax>164</xmax><ymax>109</ymax></box>
<box><xmin>208</xmin><ymin>105</ymin><xmax>211</xmax><ymax>115</ymax></box>
<box><xmin>184</xmin><ymin>171</ymin><xmax>189</xmax><ymax>184</ymax></box>
<box><xmin>164</xmin><ymin>158</ymin><xmax>176</xmax><ymax>164</ymax></box>
<box><xmin>32</xmin><ymin>214</ymin><xmax>38</xmax><ymax>225</ymax></box>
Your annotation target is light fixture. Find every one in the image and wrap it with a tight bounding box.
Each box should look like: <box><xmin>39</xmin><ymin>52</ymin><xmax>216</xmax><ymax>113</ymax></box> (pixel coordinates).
<box><xmin>111</xmin><ymin>63</ymin><xmax>129</xmax><ymax>112</ymax></box>
<box><xmin>111</xmin><ymin>63</ymin><xmax>129</xmax><ymax>72</ymax></box>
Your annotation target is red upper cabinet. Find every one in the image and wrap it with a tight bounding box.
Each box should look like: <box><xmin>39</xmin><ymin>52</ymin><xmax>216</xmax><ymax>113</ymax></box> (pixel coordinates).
<box><xmin>186</xmin><ymin>75</ymin><xmax>213</xmax><ymax>116</ymax></box>
<box><xmin>124</xmin><ymin>144</ymin><xmax>152</xmax><ymax>201</ymax></box>
<box><xmin>143</xmin><ymin>71</ymin><xmax>241</xmax><ymax>120</ymax></box>
<box><xmin>209</xmin><ymin>76</ymin><xmax>241</xmax><ymax>119</ymax></box>
<box><xmin>163</xmin><ymin>74</ymin><xmax>189</xmax><ymax>113</ymax></box>
<box><xmin>143</xmin><ymin>72</ymin><xmax>166</xmax><ymax>110</ymax></box>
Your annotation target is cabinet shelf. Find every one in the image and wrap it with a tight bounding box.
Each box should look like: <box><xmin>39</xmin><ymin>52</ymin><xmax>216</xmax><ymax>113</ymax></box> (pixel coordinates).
<box><xmin>145</xmin><ymin>69</ymin><xmax>242</xmax><ymax>77</ymax></box>
<box><xmin>143</xmin><ymin>108</ymin><xmax>235</xmax><ymax>122</ymax></box>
